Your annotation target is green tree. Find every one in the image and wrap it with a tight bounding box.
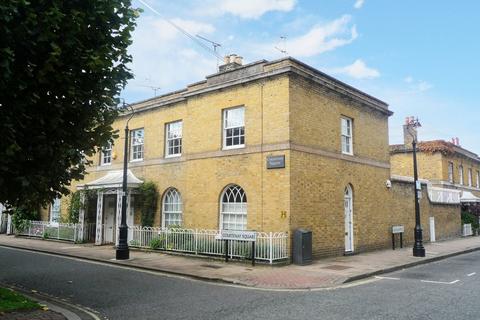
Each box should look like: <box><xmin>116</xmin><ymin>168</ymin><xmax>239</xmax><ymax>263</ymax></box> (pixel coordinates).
<box><xmin>0</xmin><ymin>1</ymin><xmax>139</xmax><ymax>212</ymax></box>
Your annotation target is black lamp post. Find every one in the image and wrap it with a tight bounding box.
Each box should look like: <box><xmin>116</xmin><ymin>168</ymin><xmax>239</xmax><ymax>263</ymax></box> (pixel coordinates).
<box><xmin>116</xmin><ymin>102</ymin><xmax>135</xmax><ymax>260</ymax></box>
<box><xmin>408</xmin><ymin>117</ymin><xmax>426</xmax><ymax>257</ymax></box>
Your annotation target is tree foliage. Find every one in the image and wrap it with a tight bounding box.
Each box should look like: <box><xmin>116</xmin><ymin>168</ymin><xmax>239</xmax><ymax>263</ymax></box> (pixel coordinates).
<box><xmin>0</xmin><ymin>1</ymin><xmax>139</xmax><ymax>212</ymax></box>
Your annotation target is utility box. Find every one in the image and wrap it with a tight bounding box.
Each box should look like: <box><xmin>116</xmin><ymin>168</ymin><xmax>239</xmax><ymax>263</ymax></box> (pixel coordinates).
<box><xmin>293</xmin><ymin>229</ymin><xmax>312</xmax><ymax>265</ymax></box>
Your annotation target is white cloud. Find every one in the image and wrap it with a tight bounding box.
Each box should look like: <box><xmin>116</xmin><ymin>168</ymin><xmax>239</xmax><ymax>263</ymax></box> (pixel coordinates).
<box><xmin>333</xmin><ymin>59</ymin><xmax>380</xmax><ymax>79</ymax></box>
<box><xmin>265</xmin><ymin>15</ymin><xmax>357</xmax><ymax>57</ymax></box>
<box><xmin>417</xmin><ymin>81</ymin><xmax>433</xmax><ymax>92</ymax></box>
<box><xmin>122</xmin><ymin>15</ymin><xmax>217</xmax><ymax>100</ymax></box>
<box><xmin>403</xmin><ymin>76</ymin><xmax>433</xmax><ymax>92</ymax></box>
<box><xmin>354</xmin><ymin>0</ymin><xmax>365</xmax><ymax>9</ymax></box>
<box><xmin>202</xmin><ymin>0</ymin><xmax>296</xmax><ymax>19</ymax></box>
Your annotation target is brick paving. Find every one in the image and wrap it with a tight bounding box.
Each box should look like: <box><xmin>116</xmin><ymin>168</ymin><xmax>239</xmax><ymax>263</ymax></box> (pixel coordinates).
<box><xmin>0</xmin><ymin>309</ymin><xmax>66</xmax><ymax>320</ymax></box>
<box><xmin>1</xmin><ymin>234</ymin><xmax>479</xmax><ymax>289</ymax></box>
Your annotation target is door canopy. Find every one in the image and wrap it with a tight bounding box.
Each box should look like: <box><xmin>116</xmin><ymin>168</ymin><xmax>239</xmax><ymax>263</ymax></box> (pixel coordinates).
<box><xmin>77</xmin><ymin>170</ymin><xmax>143</xmax><ymax>190</ymax></box>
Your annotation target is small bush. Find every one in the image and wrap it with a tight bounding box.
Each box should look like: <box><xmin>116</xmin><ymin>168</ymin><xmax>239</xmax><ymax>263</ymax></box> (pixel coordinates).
<box><xmin>462</xmin><ymin>211</ymin><xmax>479</xmax><ymax>233</ymax></box>
<box><xmin>149</xmin><ymin>237</ymin><xmax>163</xmax><ymax>250</ymax></box>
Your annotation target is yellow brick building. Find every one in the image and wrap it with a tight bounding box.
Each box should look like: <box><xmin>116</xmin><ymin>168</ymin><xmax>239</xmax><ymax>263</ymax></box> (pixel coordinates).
<box><xmin>38</xmin><ymin>56</ymin><xmax>461</xmax><ymax>259</ymax></box>
<box><xmin>390</xmin><ymin>125</ymin><xmax>480</xmax><ymax>199</ymax></box>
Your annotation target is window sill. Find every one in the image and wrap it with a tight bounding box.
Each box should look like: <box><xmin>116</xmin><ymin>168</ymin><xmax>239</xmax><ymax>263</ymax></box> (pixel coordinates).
<box><xmin>130</xmin><ymin>159</ymin><xmax>144</xmax><ymax>163</ymax></box>
<box><xmin>165</xmin><ymin>154</ymin><xmax>181</xmax><ymax>159</ymax></box>
<box><xmin>223</xmin><ymin>145</ymin><xmax>245</xmax><ymax>151</ymax></box>
<box><xmin>100</xmin><ymin>163</ymin><xmax>112</xmax><ymax>166</ymax></box>
<box><xmin>341</xmin><ymin>151</ymin><xmax>354</xmax><ymax>156</ymax></box>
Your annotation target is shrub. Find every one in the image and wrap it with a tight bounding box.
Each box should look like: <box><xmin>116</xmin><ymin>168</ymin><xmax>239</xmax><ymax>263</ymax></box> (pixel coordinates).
<box><xmin>461</xmin><ymin>211</ymin><xmax>479</xmax><ymax>233</ymax></box>
<box><xmin>149</xmin><ymin>237</ymin><xmax>163</xmax><ymax>250</ymax></box>
<box><xmin>11</xmin><ymin>206</ymin><xmax>39</xmax><ymax>232</ymax></box>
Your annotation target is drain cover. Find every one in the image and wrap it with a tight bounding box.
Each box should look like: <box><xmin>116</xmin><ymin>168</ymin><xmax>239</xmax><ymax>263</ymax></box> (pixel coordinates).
<box><xmin>321</xmin><ymin>265</ymin><xmax>352</xmax><ymax>270</ymax></box>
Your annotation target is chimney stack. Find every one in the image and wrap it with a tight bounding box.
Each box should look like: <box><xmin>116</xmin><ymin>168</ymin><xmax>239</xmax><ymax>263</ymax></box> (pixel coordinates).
<box><xmin>403</xmin><ymin>116</ymin><xmax>418</xmax><ymax>146</ymax></box>
<box><xmin>456</xmin><ymin>137</ymin><xmax>460</xmax><ymax>146</ymax></box>
<box><xmin>219</xmin><ymin>54</ymin><xmax>243</xmax><ymax>72</ymax></box>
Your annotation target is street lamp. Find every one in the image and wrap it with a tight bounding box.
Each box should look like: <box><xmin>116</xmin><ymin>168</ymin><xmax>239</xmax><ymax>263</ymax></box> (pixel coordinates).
<box><xmin>116</xmin><ymin>101</ymin><xmax>135</xmax><ymax>260</ymax></box>
<box><xmin>407</xmin><ymin>117</ymin><xmax>426</xmax><ymax>257</ymax></box>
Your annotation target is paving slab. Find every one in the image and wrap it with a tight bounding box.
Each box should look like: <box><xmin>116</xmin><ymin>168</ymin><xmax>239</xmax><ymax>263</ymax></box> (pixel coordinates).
<box><xmin>1</xmin><ymin>234</ymin><xmax>479</xmax><ymax>290</ymax></box>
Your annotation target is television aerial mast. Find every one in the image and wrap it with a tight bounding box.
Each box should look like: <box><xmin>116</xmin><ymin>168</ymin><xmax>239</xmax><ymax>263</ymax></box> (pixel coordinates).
<box><xmin>196</xmin><ymin>34</ymin><xmax>222</xmax><ymax>68</ymax></box>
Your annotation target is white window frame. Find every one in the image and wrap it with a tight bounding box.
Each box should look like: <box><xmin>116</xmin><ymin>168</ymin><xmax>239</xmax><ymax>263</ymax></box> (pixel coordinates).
<box><xmin>459</xmin><ymin>165</ymin><xmax>464</xmax><ymax>185</ymax></box>
<box><xmin>448</xmin><ymin>162</ymin><xmax>454</xmax><ymax>183</ymax></box>
<box><xmin>468</xmin><ymin>168</ymin><xmax>473</xmax><ymax>187</ymax></box>
<box><xmin>50</xmin><ymin>198</ymin><xmax>61</xmax><ymax>223</ymax></box>
<box><xmin>130</xmin><ymin>128</ymin><xmax>144</xmax><ymax>162</ymax></box>
<box><xmin>341</xmin><ymin>117</ymin><xmax>353</xmax><ymax>155</ymax></box>
<box><xmin>220</xmin><ymin>185</ymin><xmax>247</xmax><ymax>231</ymax></box>
<box><xmin>162</xmin><ymin>188</ymin><xmax>182</xmax><ymax>228</ymax></box>
<box><xmin>223</xmin><ymin>107</ymin><xmax>245</xmax><ymax>150</ymax></box>
<box><xmin>100</xmin><ymin>142</ymin><xmax>112</xmax><ymax>166</ymax></box>
<box><xmin>477</xmin><ymin>171</ymin><xmax>480</xmax><ymax>189</ymax></box>
<box><xmin>165</xmin><ymin>121</ymin><xmax>182</xmax><ymax>158</ymax></box>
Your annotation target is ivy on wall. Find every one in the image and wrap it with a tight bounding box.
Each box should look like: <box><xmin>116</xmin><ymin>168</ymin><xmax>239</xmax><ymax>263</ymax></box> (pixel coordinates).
<box><xmin>67</xmin><ymin>189</ymin><xmax>98</xmax><ymax>223</ymax></box>
<box><xmin>138</xmin><ymin>182</ymin><xmax>158</xmax><ymax>227</ymax></box>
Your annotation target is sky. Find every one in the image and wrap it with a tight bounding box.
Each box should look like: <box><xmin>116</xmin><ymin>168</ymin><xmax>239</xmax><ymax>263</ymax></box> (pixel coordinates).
<box><xmin>122</xmin><ymin>0</ymin><xmax>480</xmax><ymax>153</ymax></box>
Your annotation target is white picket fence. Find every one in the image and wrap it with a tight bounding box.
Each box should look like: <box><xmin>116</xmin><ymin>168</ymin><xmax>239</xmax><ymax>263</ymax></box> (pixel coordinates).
<box><xmin>463</xmin><ymin>224</ymin><xmax>473</xmax><ymax>237</ymax></box>
<box><xmin>129</xmin><ymin>226</ymin><xmax>289</xmax><ymax>264</ymax></box>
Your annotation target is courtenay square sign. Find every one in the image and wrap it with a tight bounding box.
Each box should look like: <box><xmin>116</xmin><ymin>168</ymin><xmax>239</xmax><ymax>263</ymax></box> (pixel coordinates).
<box><xmin>216</xmin><ymin>230</ymin><xmax>257</xmax><ymax>241</ymax></box>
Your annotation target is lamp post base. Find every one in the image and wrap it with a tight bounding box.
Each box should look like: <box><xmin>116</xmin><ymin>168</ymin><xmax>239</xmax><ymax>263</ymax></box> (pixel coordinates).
<box><xmin>116</xmin><ymin>247</ymin><xmax>130</xmax><ymax>260</ymax></box>
<box><xmin>413</xmin><ymin>246</ymin><xmax>425</xmax><ymax>257</ymax></box>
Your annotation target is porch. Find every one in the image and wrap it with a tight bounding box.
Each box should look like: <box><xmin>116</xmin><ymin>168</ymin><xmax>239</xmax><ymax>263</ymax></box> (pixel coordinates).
<box><xmin>76</xmin><ymin>169</ymin><xmax>143</xmax><ymax>246</ymax></box>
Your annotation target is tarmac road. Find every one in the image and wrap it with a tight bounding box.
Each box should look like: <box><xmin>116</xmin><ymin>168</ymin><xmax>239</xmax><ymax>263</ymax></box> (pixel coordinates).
<box><xmin>1</xmin><ymin>246</ymin><xmax>480</xmax><ymax>320</ymax></box>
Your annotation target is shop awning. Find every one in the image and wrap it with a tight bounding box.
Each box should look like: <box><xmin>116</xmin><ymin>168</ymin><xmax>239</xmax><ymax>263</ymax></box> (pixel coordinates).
<box><xmin>77</xmin><ymin>170</ymin><xmax>143</xmax><ymax>190</ymax></box>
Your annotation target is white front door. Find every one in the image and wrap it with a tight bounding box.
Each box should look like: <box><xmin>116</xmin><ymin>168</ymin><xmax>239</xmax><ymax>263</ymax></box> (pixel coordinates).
<box><xmin>344</xmin><ymin>186</ymin><xmax>354</xmax><ymax>253</ymax></box>
<box><xmin>103</xmin><ymin>195</ymin><xmax>116</xmax><ymax>243</ymax></box>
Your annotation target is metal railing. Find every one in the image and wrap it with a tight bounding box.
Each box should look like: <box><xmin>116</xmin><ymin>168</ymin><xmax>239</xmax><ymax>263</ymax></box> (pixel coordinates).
<box><xmin>129</xmin><ymin>226</ymin><xmax>289</xmax><ymax>264</ymax></box>
<box><xmin>15</xmin><ymin>221</ymin><xmax>79</xmax><ymax>241</ymax></box>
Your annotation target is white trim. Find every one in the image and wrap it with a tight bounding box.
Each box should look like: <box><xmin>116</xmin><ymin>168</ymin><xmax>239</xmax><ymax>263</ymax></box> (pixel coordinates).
<box><xmin>165</xmin><ymin>120</ymin><xmax>183</xmax><ymax>158</ymax></box>
<box><xmin>219</xmin><ymin>184</ymin><xmax>247</xmax><ymax>231</ymax></box>
<box><xmin>130</xmin><ymin>128</ymin><xmax>144</xmax><ymax>161</ymax></box>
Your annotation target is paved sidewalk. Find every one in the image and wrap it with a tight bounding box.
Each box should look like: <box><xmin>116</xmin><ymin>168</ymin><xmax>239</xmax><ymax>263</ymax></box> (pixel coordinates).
<box><xmin>1</xmin><ymin>234</ymin><xmax>479</xmax><ymax>290</ymax></box>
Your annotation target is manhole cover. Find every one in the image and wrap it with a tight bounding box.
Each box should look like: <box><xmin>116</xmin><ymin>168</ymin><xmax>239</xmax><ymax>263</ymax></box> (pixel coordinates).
<box><xmin>201</xmin><ymin>264</ymin><xmax>223</xmax><ymax>269</ymax></box>
<box><xmin>321</xmin><ymin>265</ymin><xmax>352</xmax><ymax>270</ymax></box>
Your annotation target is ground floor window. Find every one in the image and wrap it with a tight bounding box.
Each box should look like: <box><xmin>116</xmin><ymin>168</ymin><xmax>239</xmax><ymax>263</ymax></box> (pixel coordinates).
<box><xmin>50</xmin><ymin>198</ymin><xmax>61</xmax><ymax>223</ymax></box>
<box><xmin>162</xmin><ymin>188</ymin><xmax>182</xmax><ymax>227</ymax></box>
<box><xmin>220</xmin><ymin>185</ymin><xmax>247</xmax><ymax>230</ymax></box>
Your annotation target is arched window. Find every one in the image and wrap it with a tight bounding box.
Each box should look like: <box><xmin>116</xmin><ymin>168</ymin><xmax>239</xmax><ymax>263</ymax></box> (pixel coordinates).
<box><xmin>162</xmin><ymin>188</ymin><xmax>182</xmax><ymax>227</ymax></box>
<box><xmin>220</xmin><ymin>185</ymin><xmax>247</xmax><ymax>230</ymax></box>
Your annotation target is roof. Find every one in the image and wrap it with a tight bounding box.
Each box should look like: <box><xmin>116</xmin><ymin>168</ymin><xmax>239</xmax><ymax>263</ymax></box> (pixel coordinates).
<box><xmin>120</xmin><ymin>57</ymin><xmax>392</xmax><ymax>117</ymax></box>
<box><xmin>77</xmin><ymin>170</ymin><xmax>143</xmax><ymax>190</ymax></box>
<box><xmin>390</xmin><ymin>140</ymin><xmax>480</xmax><ymax>162</ymax></box>
<box><xmin>460</xmin><ymin>191</ymin><xmax>480</xmax><ymax>203</ymax></box>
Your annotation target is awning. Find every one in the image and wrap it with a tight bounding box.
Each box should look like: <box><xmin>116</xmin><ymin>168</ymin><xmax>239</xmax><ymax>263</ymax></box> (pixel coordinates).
<box><xmin>77</xmin><ymin>170</ymin><xmax>143</xmax><ymax>190</ymax></box>
<box><xmin>460</xmin><ymin>191</ymin><xmax>480</xmax><ymax>203</ymax></box>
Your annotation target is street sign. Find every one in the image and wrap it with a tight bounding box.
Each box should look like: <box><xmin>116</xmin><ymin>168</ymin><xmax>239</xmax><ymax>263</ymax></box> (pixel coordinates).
<box><xmin>392</xmin><ymin>225</ymin><xmax>404</xmax><ymax>234</ymax></box>
<box><xmin>216</xmin><ymin>230</ymin><xmax>257</xmax><ymax>242</ymax></box>
<box><xmin>266</xmin><ymin>155</ymin><xmax>285</xmax><ymax>169</ymax></box>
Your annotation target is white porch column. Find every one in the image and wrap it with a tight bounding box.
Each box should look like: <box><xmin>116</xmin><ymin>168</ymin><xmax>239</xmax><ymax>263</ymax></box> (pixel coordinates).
<box><xmin>6</xmin><ymin>214</ymin><xmax>12</xmax><ymax>235</ymax></box>
<box><xmin>115</xmin><ymin>188</ymin><xmax>123</xmax><ymax>246</ymax></box>
<box><xmin>77</xmin><ymin>192</ymin><xmax>86</xmax><ymax>242</ymax></box>
<box><xmin>95</xmin><ymin>191</ymin><xmax>104</xmax><ymax>245</ymax></box>
<box><xmin>127</xmin><ymin>192</ymin><xmax>133</xmax><ymax>242</ymax></box>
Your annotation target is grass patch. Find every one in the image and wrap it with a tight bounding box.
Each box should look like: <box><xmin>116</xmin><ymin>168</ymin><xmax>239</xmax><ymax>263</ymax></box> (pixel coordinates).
<box><xmin>0</xmin><ymin>287</ymin><xmax>41</xmax><ymax>313</ymax></box>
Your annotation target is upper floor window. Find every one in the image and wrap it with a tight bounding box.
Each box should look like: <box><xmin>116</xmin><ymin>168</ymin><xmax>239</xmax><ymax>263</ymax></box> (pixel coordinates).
<box><xmin>459</xmin><ymin>165</ymin><xmax>464</xmax><ymax>185</ymax></box>
<box><xmin>223</xmin><ymin>107</ymin><xmax>245</xmax><ymax>149</ymax></box>
<box><xmin>165</xmin><ymin>121</ymin><xmax>182</xmax><ymax>157</ymax></box>
<box><xmin>468</xmin><ymin>168</ymin><xmax>473</xmax><ymax>187</ymax></box>
<box><xmin>50</xmin><ymin>198</ymin><xmax>61</xmax><ymax>223</ymax></box>
<box><xmin>341</xmin><ymin>117</ymin><xmax>353</xmax><ymax>155</ymax></box>
<box><xmin>477</xmin><ymin>171</ymin><xmax>480</xmax><ymax>189</ymax></box>
<box><xmin>100</xmin><ymin>142</ymin><xmax>112</xmax><ymax>166</ymax></box>
<box><xmin>448</xmin><ymin>162</ymin><xmax>454</xmax><ymax>183</ymax></box>
<box><xmin>130</xmin><ymin>128</ymin><xmax>144</xmax><ymax>161</ymax></box>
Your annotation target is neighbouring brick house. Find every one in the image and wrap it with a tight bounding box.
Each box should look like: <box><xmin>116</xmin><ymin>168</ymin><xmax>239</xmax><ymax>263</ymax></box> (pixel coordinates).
<box><xmin>33</xmin><ymin>56</ymin><xmax>461</xmax><ymax>259</ymax></box>
<box><xmin>391</xmin><ymin>122</ymin><xmax>480</xmax><ymax>201</ymax></box>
